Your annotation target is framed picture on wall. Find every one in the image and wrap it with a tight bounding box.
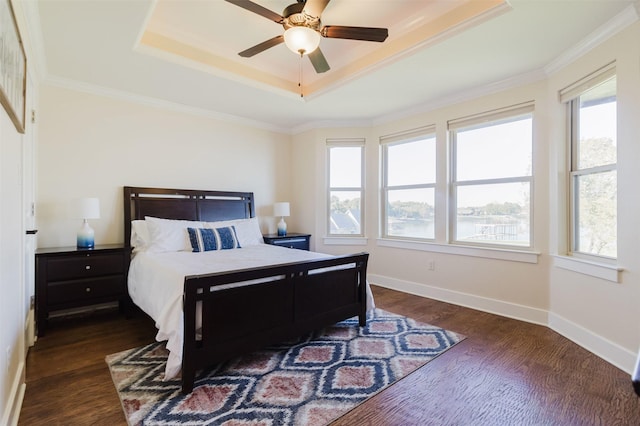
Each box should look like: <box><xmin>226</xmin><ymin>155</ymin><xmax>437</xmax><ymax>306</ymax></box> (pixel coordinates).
<box><xmin>0</xmin><ymin>0</ymin><xmax>26</xmax><ymax>134</ymax></box>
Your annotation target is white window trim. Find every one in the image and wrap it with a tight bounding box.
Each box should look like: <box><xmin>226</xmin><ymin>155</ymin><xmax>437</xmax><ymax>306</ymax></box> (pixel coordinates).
<box><xmin>380</xmin><ymin>125</ymin><xmax>436</xmax><ymax>241</ymax></box>
<box><xmin>563</xmin><ymin>67</ymin><xmax>617</xmax><ymax>260</ymax></box>
<box><xmin>377</xmin><ymin>238</ymin><xmax>539</xmax><ymax>264</ymax></box>
<box><xmin>552</xmin><ymin>255</ymin><xmax>622</xmax><ymax>283</ymax></box>
<box><xmin>326</xmin><ymin>139</ymin><xmax>365</xmax><ymax>237</ymax></box>
<box><xmin>448</xmin><ymin>102</ymin><xmax>535</xmax><ymax>249</ymax></box>
<box><xmin>558</xmin><ymin>61</ymin><xmax>615</xmax><ymax>103</ymax></box>
<box><xmin>323</xmin><ymin>236</ymin><xmax>368</xmax><ymax>246</ymax></box>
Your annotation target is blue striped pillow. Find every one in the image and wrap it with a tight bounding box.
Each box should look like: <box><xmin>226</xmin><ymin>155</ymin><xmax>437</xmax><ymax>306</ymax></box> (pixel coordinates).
<box><xmin>187</xmin><ymin>226</ymin><xmax>241</xmax><ymax>252</ymax></box>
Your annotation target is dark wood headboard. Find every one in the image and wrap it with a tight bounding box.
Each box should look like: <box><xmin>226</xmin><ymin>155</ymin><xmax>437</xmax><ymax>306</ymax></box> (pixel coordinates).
<box><xmin>123</xmin><ymin>186</ymin><xmax>255</xmax><ymax>249</ymax></box>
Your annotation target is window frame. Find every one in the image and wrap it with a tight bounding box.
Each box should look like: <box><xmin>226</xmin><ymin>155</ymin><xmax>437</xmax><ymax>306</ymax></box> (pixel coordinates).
<box><xmin>326</xmin><ymin>139</ymin><xmax>365</xmax><ymax>237</ymax></box>
<box><xmin>566</xmin><ymin>75</ymin><xmax>617</xmax><ymax>261</ymax></box>
<box><xmin>448</xmin><ymin>103</ymin><xmax>534</xmax><ymax>249</ymax></box>
<box><xmin>380</xmin><ymin>126</ymin><xmax>436</xmax><ymax>241</ymax></box>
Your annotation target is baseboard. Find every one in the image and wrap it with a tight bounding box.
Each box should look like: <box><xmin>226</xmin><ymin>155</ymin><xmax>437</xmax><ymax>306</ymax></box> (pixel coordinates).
<box><xmin>369</xmin><ymin>274</ymin><xmax>635</xmax><ymax>375</ymax></box>
<box><xmin>549</xmin><ymin>312</ymin><xmax>637</xmax><ymax>375</ymax></box>
<box><xmin>2</xmin><ymin>360</ymin><xmax>26</xmax><ymax>426</ymax></box>
<box><xmin>370</xmin><ymin>274</ymin><xmax>548</xmax><ymax>325</ymax></box>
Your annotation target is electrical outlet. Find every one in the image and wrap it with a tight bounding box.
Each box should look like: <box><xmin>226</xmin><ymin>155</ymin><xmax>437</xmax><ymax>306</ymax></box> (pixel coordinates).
<box><xmin>428</xmin><ymin>260</ymin><xmax>435</xmax><ymax>271</ymax></box>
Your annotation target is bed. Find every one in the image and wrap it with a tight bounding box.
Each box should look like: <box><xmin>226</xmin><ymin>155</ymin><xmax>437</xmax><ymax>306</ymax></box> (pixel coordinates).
<box><xmin>123</xmin><ymin>186</ymin><xmax>371</xmax><ymax>394</ymax></box>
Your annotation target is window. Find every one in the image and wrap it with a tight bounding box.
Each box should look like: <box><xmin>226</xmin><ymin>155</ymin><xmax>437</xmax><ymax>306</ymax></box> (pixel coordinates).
<box><xmin>566</xmin><ymin>72</ymin><xmax>617</xmax><ymax>259</ymax></box>
<box><xmin>381</xmin><ymin>127</ymin><xmax>436</xmax><ymax>240</ymax></box>
<box><xmin>327</xmin><ymin>140</ymin><xmax>364</xmax><ymax>236</ymax></box>
<box><xmin>449</xmin><ymin>103</ymin><xmax>534</xmax><ymax>248</ymax></box>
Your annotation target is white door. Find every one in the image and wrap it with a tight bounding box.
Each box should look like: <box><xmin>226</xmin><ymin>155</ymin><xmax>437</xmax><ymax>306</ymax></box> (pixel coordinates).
<box><xmin>23</xmin><ymin>72</ymin><xmax>37</xmax><ymax>348</ymax></box>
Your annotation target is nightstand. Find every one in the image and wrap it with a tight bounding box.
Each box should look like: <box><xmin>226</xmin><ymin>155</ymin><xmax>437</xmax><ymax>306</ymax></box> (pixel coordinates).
<box><xmin>35</xmin><ymin>244</ymin><xmax>127</xmax><ymax>336</ymax></box>
<box><xmin>263</xmin><ymin>233</ymin><xmax>311</xmax><ymax>250</ymax></box>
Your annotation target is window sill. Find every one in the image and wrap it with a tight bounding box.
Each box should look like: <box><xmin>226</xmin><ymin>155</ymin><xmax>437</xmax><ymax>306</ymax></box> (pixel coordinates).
<box><xmin>323</xmin><ymin>236</ymin><xmax>368</xmax><ymax>246</ymax></box>
<box><xmin>552</xmin><ymin>255</ymin><xmax>622</xmax><ymax>283</ymax></box>
<box><xmin>377</xmin><ymin>238</ymin><xmax>539</xmax><ymax>263</ymax></box>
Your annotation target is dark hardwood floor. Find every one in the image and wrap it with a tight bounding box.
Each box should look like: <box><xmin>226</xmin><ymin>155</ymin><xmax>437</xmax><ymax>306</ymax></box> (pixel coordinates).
<box><xmin>19</xmin><ymin>286</ymin><xmax>640</xmax><ymax>425</ymax></box>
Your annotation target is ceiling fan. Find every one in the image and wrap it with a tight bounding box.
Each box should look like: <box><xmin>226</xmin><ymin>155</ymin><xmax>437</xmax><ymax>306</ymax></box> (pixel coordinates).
<box><xmin>225</xmin><ymin>0</ymin><xmax>389</xmax><ymax>74</ymax></box>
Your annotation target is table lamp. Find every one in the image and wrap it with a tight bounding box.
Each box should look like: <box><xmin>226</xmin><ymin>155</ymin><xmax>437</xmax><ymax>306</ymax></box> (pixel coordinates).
<box><xmin>273</xmin><ymin>202</ymin><xmax>290</xmax><ymax>236</ymax></box>
<box><xmin>75</xmin><ymin>197</ymin><xmax>100</xmax><ymax>248</ymax></box>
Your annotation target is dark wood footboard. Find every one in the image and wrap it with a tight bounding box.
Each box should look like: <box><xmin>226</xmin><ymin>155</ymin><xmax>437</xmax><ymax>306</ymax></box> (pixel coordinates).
<box><xmin>181</xmin><ymin>252</ymin><xmax>369</xmax><ymax>394</ymax></box>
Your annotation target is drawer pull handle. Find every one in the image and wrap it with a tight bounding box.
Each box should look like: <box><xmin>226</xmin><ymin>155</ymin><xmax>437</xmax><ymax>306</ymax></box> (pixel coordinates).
<box><xmin>85</xmin><ymin>265</ymin><xmax>91</xmax><ymax>270</ymax></box>
<box><xmin>85</xmin><ymin>287</ymin><xmax>91</xmax><ymax>292</ymax></box>
<box><xmin>276</xmin><ymin>238</ymin><xmax>306</xmax><ymax>243</ymax></box>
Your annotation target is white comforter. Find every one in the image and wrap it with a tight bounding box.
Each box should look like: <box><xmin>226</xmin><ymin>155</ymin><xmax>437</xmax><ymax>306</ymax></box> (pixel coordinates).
<box><xmin>128</xmin><ymin>244</ymin><xmax>374</xmax><ymax>379</ymax></box>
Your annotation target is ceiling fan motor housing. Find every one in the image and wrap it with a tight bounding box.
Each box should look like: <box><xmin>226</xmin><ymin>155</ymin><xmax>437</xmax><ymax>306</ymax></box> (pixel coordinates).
<box><xmin>282</xmin><ymin>2</ymin><xmax>320</xmax><ymax>31</ymax></box>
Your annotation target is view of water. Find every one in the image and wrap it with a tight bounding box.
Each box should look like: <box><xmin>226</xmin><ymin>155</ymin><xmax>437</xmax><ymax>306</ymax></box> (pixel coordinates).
<box><xmin>388</xmin><ymin>216</ymin><xmax>530</xmax><ymax>246</ymax></box>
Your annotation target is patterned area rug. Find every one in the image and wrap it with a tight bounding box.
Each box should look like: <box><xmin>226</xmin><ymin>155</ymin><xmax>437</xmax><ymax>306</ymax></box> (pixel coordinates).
<box><xmin>106</xmin><ymin>309</ymin><xmax>464</xmax><ymax>425</ymax></box>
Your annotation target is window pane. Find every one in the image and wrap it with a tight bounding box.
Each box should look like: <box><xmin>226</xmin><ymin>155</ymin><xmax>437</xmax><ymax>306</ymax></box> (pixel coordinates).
<box><xmin>330</xmin><ymin>147</ymin><xmax>361</xmax><ymax>187</ymax></box>
<box><xmin>329</xmin><ymin>191</ymin><xmax>361</xmax><ymax>235</ymax></box>
<box><xmin>575</xmin><ymin>170</ymin><xmax>617</xmax><ymax>257</ymax></box>
<box><xmin>387</xmin><ymin>137</ymin><xmax>435</xmax><ymax>186</ymax></box>
<box><xmin>387</xmin><ymin>188</ymin><xmax>434</xmax><ymax>239</ymax></box>
<box><xmin>456</xmin><ymin>182</ymin><xmax>530</xmax><ymax>246</ymax></box>
<box><xmin>456</xmin><ymin>116</ymin><xmax>532</xmax><ymax>181</ymax></box>
<box><xmin>577</xmin><ymin>79</ymin><xmax>616</xmax><ymax>169</ymax></box>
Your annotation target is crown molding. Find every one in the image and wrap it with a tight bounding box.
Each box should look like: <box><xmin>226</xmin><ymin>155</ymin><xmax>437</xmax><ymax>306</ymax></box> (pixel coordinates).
<box><xmin>544</xmin><ymin>3</ymin><xmax>639</xmax><ymax>75</ymax></box>
<box><xmin>372</xmin><ymin>68</ymin><xmax>546</xmax><ymax>127</ymax></box>
<box><xmin>374</xmin><ymin>3</ymin><xmax>639</xmax><ymax>127</ymax></box>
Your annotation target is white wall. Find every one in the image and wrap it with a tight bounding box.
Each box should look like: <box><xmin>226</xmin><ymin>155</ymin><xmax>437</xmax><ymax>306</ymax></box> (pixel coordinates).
<box><xmin>546</xmin><ymin>22</ymin><xmax>640</xmax><ymax>371</ymax></box>
<box><xmin>36</xmin><ymin>85</ymin><xmax>293</xmax><ymax>248</ymax></box>
<box><xmin>292</xmin><ymin>22</ymin><xmax>640</xmax><ymax>374</ymax></box>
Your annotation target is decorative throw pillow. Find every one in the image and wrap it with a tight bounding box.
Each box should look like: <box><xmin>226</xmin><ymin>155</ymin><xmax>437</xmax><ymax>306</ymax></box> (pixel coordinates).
<box><xmin>205</xmin><ymin>217</ymin><xmax>264</xmax><ymax>246</ymax></box>
<box><xmin>187</xmin><ymin>226</ymin><xmax>241</xmax><ymax>252</ymax></box>
<box><xmin>145</xmin><ymin>216</ymin><xmax>203</xmax><ymax>252</ymax></box>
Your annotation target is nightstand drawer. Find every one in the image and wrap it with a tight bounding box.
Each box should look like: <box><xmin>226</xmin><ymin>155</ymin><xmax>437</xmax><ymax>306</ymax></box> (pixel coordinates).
<box><xmin>270</xmin><ymin>237</ymin><xmax>309</xmax><ymax>250</ymax></box>
<box><xmin>47</xmin><ymin>253</ymin><xmax>124</xmax><ymax>281</ymax></box>
<box><xmin>263</xmin><ymin>233</ymin><xmax>311</xmax><ymax>251</ymax></box>
<box><xmin>47</xmin><ymin>276</ymin><xmax>124</xmax><ymax>306</ymax></box>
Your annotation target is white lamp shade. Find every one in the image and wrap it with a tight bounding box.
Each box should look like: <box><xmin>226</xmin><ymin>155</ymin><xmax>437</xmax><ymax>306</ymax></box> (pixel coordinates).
<box><xmin>283</xmin><ymin>26</ymin><xmax>321</xmax><ymax>55</ymax></box>
<box><xmin>273</xmin><ymin>202</ymin><xmax>290</xmax><ymax>217</ymax></box>
<box><xmin>74</xmin><ymin>197</ymin><xmax>100</xmax><ymax>219</ymax></box>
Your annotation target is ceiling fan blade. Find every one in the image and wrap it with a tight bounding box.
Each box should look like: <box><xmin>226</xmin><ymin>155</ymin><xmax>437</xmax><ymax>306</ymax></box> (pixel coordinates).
<box><xmin>308</xmin><ymin>48</ymin><xmax>330</xmax><ymax>73</ymax></box>
<box><xmin>321</xmin><ymin>26</ymin><xmax>388</xmax><ymax>42</ymax></box>
<box><xmin>239</xmin><ymin>35</ymin><xmax>284</xmax><ymax>57</ymax></box>
<box><xmin>225</xmin><ymin>0</ymin><xmax>283</xmax><ymax>23</ymax></box>
<box><xmin>302</xmin><ymin>0</ymin><xmax>330</xmax><ymax>18</ymax></box>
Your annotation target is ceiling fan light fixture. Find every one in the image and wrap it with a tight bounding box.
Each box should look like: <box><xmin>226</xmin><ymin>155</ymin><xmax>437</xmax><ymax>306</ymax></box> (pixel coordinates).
<box><xmin>283</xmin><ymin>26</ymin><xmax>320</xmax><ymax>55</ymax></box>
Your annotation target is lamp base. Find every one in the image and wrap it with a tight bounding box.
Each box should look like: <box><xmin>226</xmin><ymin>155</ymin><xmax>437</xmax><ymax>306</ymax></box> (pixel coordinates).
<box><xmin>77</xmin><ymin>219</ymin><xmax>95</xmax><ymax>248</ymax></box>
<box><xmin>277</xmin><ymin>217</ymin><xmax>287</xmax><ymax>236</ymax></box>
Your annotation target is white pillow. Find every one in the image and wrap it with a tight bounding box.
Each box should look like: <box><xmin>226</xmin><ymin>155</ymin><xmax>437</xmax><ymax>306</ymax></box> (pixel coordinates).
<box><xmin>145</xmin><ymin>216</ymin><xmax>203</xmax><ymax>253</ymax></box>
<box><xmin>205</xmin><ymin>217</ymin><xmax>264</xmax><ymax>246</ymax></box>
<box><xmin>130</xmin><ymin>220</ymin><xmax>150</xmax><ymax>250</ymax></box>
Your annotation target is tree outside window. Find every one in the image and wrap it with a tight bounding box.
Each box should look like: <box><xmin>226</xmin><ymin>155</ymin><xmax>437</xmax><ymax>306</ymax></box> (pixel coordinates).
<box><xmin>570</xmin><ymin>76</ymin><xmax>617</xmax><ymax>258</ymax></box>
